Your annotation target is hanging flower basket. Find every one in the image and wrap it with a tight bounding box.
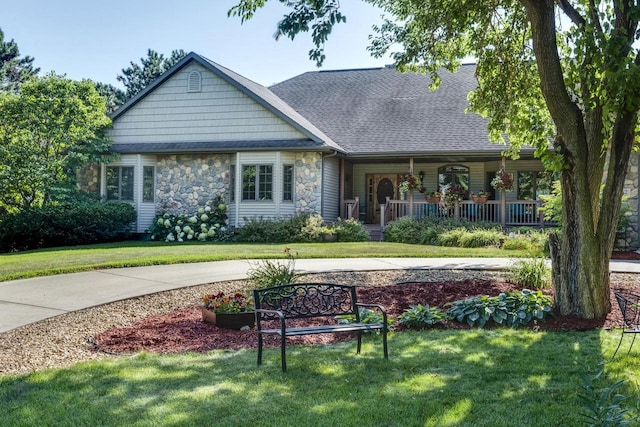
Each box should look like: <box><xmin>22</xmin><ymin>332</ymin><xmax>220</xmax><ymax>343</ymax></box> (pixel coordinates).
<box><xmin>491</xmin><ymin>169</ymin><xmax>513</xmax><ymax>192</ymax></box>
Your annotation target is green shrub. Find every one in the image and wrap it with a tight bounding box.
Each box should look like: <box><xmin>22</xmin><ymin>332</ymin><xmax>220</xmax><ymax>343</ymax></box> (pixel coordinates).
<box><xmin>332</xmin><ymin>218</ymin><xmax>370</xmax><ymax>242</ymax></box>
<box><xmin>338</xmin><ymin>308</ymin><xmax>391</xmax><ymax>328</ymax></box>
<box><xmin>0</xmin><ymin>201</ymin><xmax>136</xmax><ymax>252</ymax></box>
<box><xmin>293</xmin><ymin>213</ymin><xmax>325</xmax><ymax>242</ymax></box>
<box><xmin>248</xmin><ymin>248</ymin><xmax>299</xmax><ymax>289</ymax></box>
<box><xmin>458</xmin><ymin>229</ymin><xmax>503</xmax><ymax>248</ymax></box>
<box><xmin>446</xmin><ymin>289</ymin><xmax>553</xmax><ymax>328</ymax></box>
<box><xmin>236</xmin><ymin>216</ymin><xmax>292</xmax><ymax>243</ymax></box>
<box><xmin>148</xmin><ymin>197</ymin><xmax>230</xmax><ymax>242</ymax></box>
<box><xmin>510</xmin><ymin>256</ymin><xmax>551</xmax><ymax>289</ymax></box>
<box><xmin>384</xmin><ymin>216</ymin><xmax>423</xmax><ymax>244</ymax></box>
<box><xmin>398</xmin><ymin>304</ymin><xmax>446</xmax><ymax>329</ymax></box>
<box><xmin>437</xmin><ymin>228</ymin><xmax>467</xmax><ymax>247</ymax></box>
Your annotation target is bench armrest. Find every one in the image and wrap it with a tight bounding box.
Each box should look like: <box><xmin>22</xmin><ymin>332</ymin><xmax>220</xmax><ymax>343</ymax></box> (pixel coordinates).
<box><xmin>356</xmin><ymin>303</ymin><xmax>388</xmax><ymax>326</ymax></box>
<box><xmin>254</xmin><ymin>308</ymin><xmax>287</xmax><ymax>334</ymax></box>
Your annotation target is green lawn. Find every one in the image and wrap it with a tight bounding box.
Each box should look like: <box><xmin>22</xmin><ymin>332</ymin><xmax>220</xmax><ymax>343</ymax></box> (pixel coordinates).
<box><xmin>0</xmin><ymin>241</ymin><xmax>530</xmax><ymax>282</ymax></box>
<box><xmin>1</xmin><ymin>329</ymin><xmax>638</xmax><ymax>426</ymax></box>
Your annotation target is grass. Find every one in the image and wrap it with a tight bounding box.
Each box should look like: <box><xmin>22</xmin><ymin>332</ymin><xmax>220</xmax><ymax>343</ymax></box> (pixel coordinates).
<box><xmin>1</xmin><ymin>329</ymin><xmax>638</xmax><ymax>426</ymax></box>
<box><xmin>0</xmin><ymin>241</ymin><xmax>531</xmax><ymax>282</ymax></box>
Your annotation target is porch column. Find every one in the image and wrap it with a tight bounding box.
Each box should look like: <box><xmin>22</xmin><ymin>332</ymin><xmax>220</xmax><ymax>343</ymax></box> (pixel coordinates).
<box><xmin>409</xmin><ymin>157</ymin><xmax>414</xmax><ymax>217</ymax></box>
<box><xmin>500</xmin><ymin>156</ymin><xmax>507</xmax><ymax>226</ymax></box>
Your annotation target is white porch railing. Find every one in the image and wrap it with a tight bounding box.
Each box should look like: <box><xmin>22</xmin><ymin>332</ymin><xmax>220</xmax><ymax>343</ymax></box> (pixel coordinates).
<box><xmin>380</xmin><ymin>199</ymin><xmax>545</xmax><ymax>227</ymax></box>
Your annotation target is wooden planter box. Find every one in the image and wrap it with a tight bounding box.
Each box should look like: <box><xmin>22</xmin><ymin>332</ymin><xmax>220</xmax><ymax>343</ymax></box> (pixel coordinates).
<box><xmin>426</xmin><ymin>196</ymin><xmax>441</xmax><ymax>203</ymax></box>
<box><xmin>201</xmin><ymin>308</ymin><xmax>255</xmax><ymax>330</ymax></box>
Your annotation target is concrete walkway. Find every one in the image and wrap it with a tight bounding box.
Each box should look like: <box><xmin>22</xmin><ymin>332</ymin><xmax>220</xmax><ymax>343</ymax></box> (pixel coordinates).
<box><xmin>2</xmin><ymin>257</ymin><xmax>639</xmax><ymax>333</ymax></box>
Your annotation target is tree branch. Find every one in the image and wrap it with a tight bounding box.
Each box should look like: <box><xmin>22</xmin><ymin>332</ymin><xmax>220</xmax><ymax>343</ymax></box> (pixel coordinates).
<box><xmin>555</xmin><ymin>0</ymin><xmax>586</xmax><ymax>27</ymax></box>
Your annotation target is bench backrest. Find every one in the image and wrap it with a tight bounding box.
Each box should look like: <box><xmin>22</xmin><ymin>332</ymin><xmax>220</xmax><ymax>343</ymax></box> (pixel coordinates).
<box><xmin>253</xmin><ymin>283</ymin><xmax>358</xmax><ymax>321</ymax></box>
<box><xmin>614</xmin><ymin>289</ymin><xmax>640</xmax><ymax>328</ymax></box>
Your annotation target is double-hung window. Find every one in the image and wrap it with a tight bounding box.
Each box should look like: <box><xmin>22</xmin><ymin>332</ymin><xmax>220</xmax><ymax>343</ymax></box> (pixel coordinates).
<box><xmin>242</xmin><ymin>165</ymin><xmax>273</xmax><ymax>200</ymax></box>
<box><xmin>283</xmin><ymin>164</ymin><xmax>294</xmax><ymax>202</ymax></box>
<box><xmin>106</xmin><ymin>166</ymin><xmax>134</xmax><ymax>201</ymax></box>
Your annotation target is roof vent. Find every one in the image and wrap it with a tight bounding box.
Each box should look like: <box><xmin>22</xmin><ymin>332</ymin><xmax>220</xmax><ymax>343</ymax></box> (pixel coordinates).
<box><xmin>187</xmin><ymin>71</ymin><xmax>202</xmax><ymax>92</ymax></box>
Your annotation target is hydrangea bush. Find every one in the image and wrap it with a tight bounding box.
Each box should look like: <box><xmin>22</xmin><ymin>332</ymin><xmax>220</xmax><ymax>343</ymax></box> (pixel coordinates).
<box><xmin>148</xmin><ymin>196</ymin><xmax>231</xmax><ymax>242</ymax></box>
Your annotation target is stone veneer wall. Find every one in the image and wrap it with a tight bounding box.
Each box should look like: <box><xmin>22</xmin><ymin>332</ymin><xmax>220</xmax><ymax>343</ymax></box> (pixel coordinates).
<box><xmin>294</xmin><ymin>152</ymin><xmax>322</xmax><ymax>214</ymax></box>
<box><xmin>156</xmin><ymin>154</ymin><xmax>231</xmax><ymax>215</ymax></box>
<box><xmin>621</xmin><ymin>153</ymin><xmax>639</xmax><ymax>249</ymax></box>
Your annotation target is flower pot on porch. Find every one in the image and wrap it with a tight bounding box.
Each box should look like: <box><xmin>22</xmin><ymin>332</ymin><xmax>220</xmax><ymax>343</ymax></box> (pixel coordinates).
<box><xmin>426</xmin><ymin>196</ymin><xmax>441</xmax><ymax>204</ymax></box>
<box><xmin>472</xmin><ymin>195</ymin><xmax>488</xmax><ymax>204</ymax></box>
<box><xmin>201</xmin><ymin>308</ymin><xmax>255</xmax><ymax>330</ymax></box>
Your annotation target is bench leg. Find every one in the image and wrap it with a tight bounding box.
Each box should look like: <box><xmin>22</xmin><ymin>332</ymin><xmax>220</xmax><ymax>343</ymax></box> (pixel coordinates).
<box><xmin>281</xmin><ymin>335</ymin><xmax>287</xmax><ymax>372</ymax></box>
<box><xmin>257</xmin><ymin>333</ymin><xmax>263</xmax><ymax>366</ymax></box>
<box><xmin>356</xmin><ymin>331</ymin><xmax>362</xmax><ymax>354</ymax></box>
<box><xmin>382</xmin><ymin>327</ymin><xmax>388</xmax><ymax>359</ymax></box>
<box><xmin>627</xmin><ymin>333</ymin><xmax>638</xmax><ymax>357</ymax></box>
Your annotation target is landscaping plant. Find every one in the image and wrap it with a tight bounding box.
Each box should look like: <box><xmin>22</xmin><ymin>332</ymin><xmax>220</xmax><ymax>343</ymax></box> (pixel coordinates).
<box><xmin>148</xmin><ymin>196</ymin><xmax>230</xmax><ymax>242</ymax></box>
<box><xmin>398</xmin><ymin>304</ymin><xmax>446</xmax><ymax>329</ymax></box>
<box><xmin>248</xmin><ymin>247</ymin><xmax>299</xmax><ymax>289</ymax></box>
<box><xmin>510</xmin><ymin>256</ymin><xmax>551</xmax><ymax>290</ymax></box>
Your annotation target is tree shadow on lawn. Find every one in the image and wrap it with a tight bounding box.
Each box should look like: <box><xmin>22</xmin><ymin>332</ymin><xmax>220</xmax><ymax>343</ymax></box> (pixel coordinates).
<box><xmin>3</xmin><ymin>328</ymin><xmax>634</xmax><ymax>426</ymax></box>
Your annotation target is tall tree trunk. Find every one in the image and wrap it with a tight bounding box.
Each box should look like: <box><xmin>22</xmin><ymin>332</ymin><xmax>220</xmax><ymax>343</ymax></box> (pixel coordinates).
<box><xmin>523</xmin><ymin>0</ymin><xmax>636</xmax><ymax>318</ymax></box>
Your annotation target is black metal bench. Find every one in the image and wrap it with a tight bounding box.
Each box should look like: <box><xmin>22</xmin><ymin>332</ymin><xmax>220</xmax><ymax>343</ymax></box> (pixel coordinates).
<box><xmin>253</xmin><ymin>283</ymin><xmax>388</xmax><ymax>372</ymax></box>
<box><xmin>611</xmin><ymin>289</ymin><xmax>640</xmax><ymax>359</ymax></box>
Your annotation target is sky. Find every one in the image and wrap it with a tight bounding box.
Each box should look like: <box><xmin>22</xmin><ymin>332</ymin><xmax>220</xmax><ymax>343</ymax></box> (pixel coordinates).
<box><xmin>3</xmin><ymin>1</ymin><xmax>394</xmax><ymax>88</ymax></box>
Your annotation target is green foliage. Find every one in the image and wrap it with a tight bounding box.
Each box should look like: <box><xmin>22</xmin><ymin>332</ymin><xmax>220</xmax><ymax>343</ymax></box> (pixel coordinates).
<box><xmin>0</xmin><ymin>74</ymin><xmax>112</xmax><ymax>213</ymax></box>
<box><xmin>398</xmin><ymin>304</ymin><xmax>446</xmax><ymax>329</ymax></box>
<box><xmin>446</xmin><ymin>289</ymin><xmax>553</xmax><ymax>328</ymax></box>
<box><xmin>383</xmin><ymin>216</ymin><xmax>424</xmax><ymax>244</ymax></box>
<box><xmin>510</xmin><ymin>256</ymin><xmax>551</xmax><ymax>290</ymax></box>
<box><xmin>148</xmin><ymin>197</ymin><xmax>231</xmax><ymax>242</ymax></box>
<box><xmin>248</xmin><ymin>248</ymin><xmax>299</xmax><ymax>289</ymax></box>
<box><xmin>579</xmin><ymin>370</ymin><xmax>634</xmax><ymax>426</ymax></box>
<box><xmin>331</xmin><ymin>218</ymin><xmax>370</xmax><ymax>242</ymax></box>
<box><xmin>0</xmin><ymin>27</ymin><xmax>39</xmax><ymax>93</ymax></box>
<box><xmin>93</xmin><ymin>81</ymin><xmax>126</xmax><ymax>114</ymax></box>
<box><xmin>237</xmin><ymin>214</ymin><xmax>370</xmax><ymax>243</ymax></box>
<box><xmin>0</xmin><ymin>201</ymin><xmax>136</xmax><ymax>252</ymax></box>
<box><xmin>117</xmin><ymin>49</ymin><xmax>187</xmax><ymax>100</ymax></box>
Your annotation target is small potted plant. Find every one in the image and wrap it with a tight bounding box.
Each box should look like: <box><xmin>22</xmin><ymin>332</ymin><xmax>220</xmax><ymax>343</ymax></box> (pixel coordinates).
<box><xmin>471</xmin><ymin>191</ymin><xmax>489</xmax><ymax>203</ymax></box>
<box><xmin>201</xmin><ymin>291</ymin><xmax>255</xmax><ymax>329</ymax></box>
<box><xmin>444</xmin><ymin>184</ymin><xmax>468</xmax><ymax>204</ymax></box>
<box><xmin>425</xmin><ymin>190</ymin><xmax>441</xmax><ymax>203</ymax></box>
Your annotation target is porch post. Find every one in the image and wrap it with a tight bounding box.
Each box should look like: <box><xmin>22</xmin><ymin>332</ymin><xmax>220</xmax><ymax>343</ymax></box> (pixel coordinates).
<box><xmin>339</xmin><ymin>159</ymin><xmax>345</xmax><ymax>218</ymax></box>
<box><xmin>500</xmin><ymin>157</ymin><xmax>506</xmax><ymax>226</ymax></box>
<box><xmin>409</xmin><ymin>157</ymin><xmax>414</xmax><ymax>217</ymax></box>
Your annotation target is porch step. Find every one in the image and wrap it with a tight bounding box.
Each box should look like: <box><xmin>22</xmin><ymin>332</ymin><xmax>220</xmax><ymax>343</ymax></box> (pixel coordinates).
<box><xmin>365</xmin><ymin>224</ymin><xmax>383</xmax><ymax>242</ymax></box>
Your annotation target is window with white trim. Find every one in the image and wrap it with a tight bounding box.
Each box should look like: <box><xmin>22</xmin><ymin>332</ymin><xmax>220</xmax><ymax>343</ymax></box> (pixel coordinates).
<box><xmin>106</xmin><ymin>166</ymin><xmax>134</xmax><ymax>201</ymax></box>
<box><xmin>283</xmin><ymin>164</ymin><xmax>294</xmax><ymax>202</ymax></box>
<box><xmin>242</xmin><ymin>165</ymin><xmax>273</xmax><ymax>201</ymax></box>
<box><xmin>142</xmin><ymin>166</ymin><xmax>155</xmax><ymax>202</ymax></box>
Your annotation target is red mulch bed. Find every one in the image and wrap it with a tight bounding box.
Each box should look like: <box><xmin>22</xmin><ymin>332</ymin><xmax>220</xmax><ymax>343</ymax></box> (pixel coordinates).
<box><xmin>611</xmin><ymin>251</ymin><xmax>640</xmax><ymax>260</ymax></box>
<box><xmin>92</xmin><ymin>277</ymin><xmax>638</xmax><ymax>355</ymax></box>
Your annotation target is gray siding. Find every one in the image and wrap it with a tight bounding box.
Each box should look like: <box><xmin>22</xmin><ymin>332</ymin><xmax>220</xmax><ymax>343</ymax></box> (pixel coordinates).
<box><xmin>322</xmin><ymin>156</ymin><xmax>340</xmax><ymax>221</ymax></box>
<box><xmin>109</xmin><ymin>63</ymin><xmax>306</xmax><ymax>144</ymax></box>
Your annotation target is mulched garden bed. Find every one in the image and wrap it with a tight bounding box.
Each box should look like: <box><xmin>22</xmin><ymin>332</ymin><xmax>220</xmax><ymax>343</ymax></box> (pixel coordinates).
<box><xmin>92</xmin><ymin>277</ymin><xmax>637</xmax><ymax>355</ymax></box>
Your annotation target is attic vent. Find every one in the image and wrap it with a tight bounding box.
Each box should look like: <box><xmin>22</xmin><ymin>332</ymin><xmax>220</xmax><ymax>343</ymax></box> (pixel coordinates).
<box><xmin>187</xmin><ymin>71</ymin><xmax>202</xmax><ymax>92</ymax></box>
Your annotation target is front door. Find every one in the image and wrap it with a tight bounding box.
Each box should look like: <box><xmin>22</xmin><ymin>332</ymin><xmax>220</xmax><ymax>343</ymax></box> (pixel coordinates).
<box><xmin>366</xmin><ymin>174</ymin><xmax>398</xmax><ymax>223</ymax></box>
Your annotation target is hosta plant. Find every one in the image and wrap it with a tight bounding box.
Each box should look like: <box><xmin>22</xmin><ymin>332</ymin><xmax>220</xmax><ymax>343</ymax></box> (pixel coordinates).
<box><xmin>398</xmin><ymin>304</ymin><xmax>446</xmax><ymax>329</ymax></box>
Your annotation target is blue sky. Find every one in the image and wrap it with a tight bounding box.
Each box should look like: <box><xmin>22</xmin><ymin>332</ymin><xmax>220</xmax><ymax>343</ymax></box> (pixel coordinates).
<box><xmin>3</xmin><ymin>1</ymin><xmax>392</xmax><ymax>88</ymax></box>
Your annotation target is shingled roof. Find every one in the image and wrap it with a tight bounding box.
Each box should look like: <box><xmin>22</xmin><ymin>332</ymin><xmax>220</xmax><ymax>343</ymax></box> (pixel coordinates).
<box><xmin>270</xmin><ymin>64</ymin><xmax>507</xmax><ymax>157</ymax></box>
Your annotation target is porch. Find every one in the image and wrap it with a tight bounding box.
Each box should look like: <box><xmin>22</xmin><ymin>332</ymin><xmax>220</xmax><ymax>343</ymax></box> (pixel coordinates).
<box><xmin>343</xmin><ymin>197</ymin><xmax>545</xmax><ymax>229</ymax></box>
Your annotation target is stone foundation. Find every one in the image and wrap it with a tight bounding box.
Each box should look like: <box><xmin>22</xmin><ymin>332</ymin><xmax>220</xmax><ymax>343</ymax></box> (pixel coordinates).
<box><xmin>295</xmin><ymin>152</ymin><xmax>322</xmax><ymax>214</ymax></box>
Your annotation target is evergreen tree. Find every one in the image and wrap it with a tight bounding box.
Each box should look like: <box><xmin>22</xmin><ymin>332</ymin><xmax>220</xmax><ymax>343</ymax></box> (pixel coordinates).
<box><xmin>0</xmin><ymin>27</ymin><xmax>39</xmax><ymax>92</ymax></box>
<box><xmin>117</xmin><ymin>49</ymin><xmax>187</xmax><ymax>100</ymax></box>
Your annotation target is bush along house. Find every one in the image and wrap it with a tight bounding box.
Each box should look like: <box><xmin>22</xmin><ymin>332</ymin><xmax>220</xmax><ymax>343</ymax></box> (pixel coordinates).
<box><xmin>77</xmin><ymin>52</ymin><xmax>640</xmax><ymax>248</ymax></box>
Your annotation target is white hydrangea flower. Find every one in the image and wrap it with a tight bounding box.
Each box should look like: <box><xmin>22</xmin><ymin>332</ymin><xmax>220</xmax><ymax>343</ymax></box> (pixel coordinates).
<box><xmin>200</xmin><ymin>214</ymin><xmax>209</xmax><ymax>222</ymax></box>
<box><xmin>188</xmin><ymin>216</ymin><xmax>198</xmax><ymax>224</ymax></box>
<box><xmin>197</xmin><ymin>232</ymin><xmax>207</xmax><ymax>241</ymax></box>
<box><xmin>166</xmin><ymin>233</ymin><xmax>175</xmax><ymax>242</ymax></box>
<box><xmin>187</xmin><ymin>233</ymin><xmax>193</xmax><ymax>240</ymax></box>
<box><xmin>163</xmin><ymin>219</ymin><xmax>171</xmax><ymax>228</ymax></box>
<box><xmin>207</xmin><ymin>229</ymin><xmax>216</xmax><ymax>237</ymax></box>
<box><xmin>205</xmin><ymin>206</ymin><xmax>212</xmax><ymax>212</ymax></box>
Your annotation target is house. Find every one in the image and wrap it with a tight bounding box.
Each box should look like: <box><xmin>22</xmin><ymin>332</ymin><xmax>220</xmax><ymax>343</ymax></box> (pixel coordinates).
<box><xmin>77</xmin><ymin>52</ymin><xmax>639</xmax><ymax>248</ymax></box>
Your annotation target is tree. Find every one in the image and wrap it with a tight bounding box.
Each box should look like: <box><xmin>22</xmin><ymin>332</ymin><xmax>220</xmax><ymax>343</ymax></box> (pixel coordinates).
<box><xmin>117</xmin><ymin>49</ymin><xmax>187</xmax><ymax>100</ymax></box>
<box><xmin>0</xmin><ymin>74</ymin><xmax>112</xmax><ymax>212</ymax></box>
<box><xmin>230</xmin><ymin>0</ymin><xmax>640</xmax><ymax>318</ymax></box>
<box><xmin>94</xmin><ymin>81</ymin><xmax>126</xmax><ymax>114</ymax></box>
<box><xmin>0</xmin><ymin>27</ymin><xmax>39</xmax><ymax>93</ymax></box>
